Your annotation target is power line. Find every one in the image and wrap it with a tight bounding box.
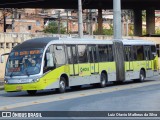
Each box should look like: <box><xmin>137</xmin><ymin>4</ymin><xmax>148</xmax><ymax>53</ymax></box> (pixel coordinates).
<box><xmin>0</xmin><ymin>0</ymin><xmax>45</xmax><ymax>6</ymax></box>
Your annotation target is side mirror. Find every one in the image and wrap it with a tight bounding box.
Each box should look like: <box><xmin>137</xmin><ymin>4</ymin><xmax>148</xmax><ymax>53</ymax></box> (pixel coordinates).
<box><xmin>0</xmin><ymin>53</ymin><xmax>9</xmax><ymax>63</ymax></box>
<box><xmin>0</xmin><ymin>55</ymin><xmax>4</xmax><ymax>63</ymax></box>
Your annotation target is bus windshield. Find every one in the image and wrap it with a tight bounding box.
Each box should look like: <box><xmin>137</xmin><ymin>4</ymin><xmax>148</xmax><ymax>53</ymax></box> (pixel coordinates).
<box><xmin>6</xmin><ymin>49</ymin><xmax>43</xmax><ymax>77</ymax></box>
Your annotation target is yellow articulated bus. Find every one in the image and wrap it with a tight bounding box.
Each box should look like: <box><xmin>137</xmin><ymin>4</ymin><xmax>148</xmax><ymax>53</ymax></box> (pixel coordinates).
<box><xmin>1</xmin><ymin>37</ymin><xmax>159</xmax><ymax>95</ymax></box>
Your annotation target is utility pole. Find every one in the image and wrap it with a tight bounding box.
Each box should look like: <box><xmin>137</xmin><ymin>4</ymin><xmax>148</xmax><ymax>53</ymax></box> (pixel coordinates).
<box><xmin>89</xmin><ymin>9</ymin><xmax>93</xmax><ymax>35</ymax></box>
<box><xmin>78</xmin><ymin>0</ymin><xmax>83</xmax><ymax>38</ymax></box>
<box><xmin>113</xmin><ymin>0</ymin><xmax>122</xmax><ymax>39</ymax></box>
<box><xmin>12</xmin><ymin>8</ymin><xmax>15</xmax><ymax>32</ymax></box>
<box><xmin>3</xmin><ymin>9</ymin><xmax>6</xmax><ymax>32</ymax></box>
<box><xmin>66</xmin><ymin>10</ymin><xmax>69</xmax><ymax>34</ymax></box>
<box><xmin>87</xmin><ymin>9</ymin><xmax>89</xmax><ymax>34</ymax></box>
<box><xmin>126</xmin><ymin>13</ymin><xmax>129</xmax><ymax>36</ymax></box>
<box><xmin>58</xmin><ymin>10</ymin><xmax>61</xmax><ymax>34</ymax></box>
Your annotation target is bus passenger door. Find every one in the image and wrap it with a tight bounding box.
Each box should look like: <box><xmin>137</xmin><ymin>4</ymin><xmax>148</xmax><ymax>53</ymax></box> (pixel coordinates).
<box><xmin>125</xmin><ymin>46</ymin><xmax>133</xmax><ymax>71</ymax></box>
<box><xmin>144</xmin><ymin>46</ymin><xmax>152</xmax><ymax>70</ymax></box>
<box><xmin>124</xmin><ymin>46</ymin><xmax>134</xmax><ymax>80</ymax></box>
<box><xmin>88</xmin><ymin>45</ymin><xmax>99</xmax><ymax>74</ymax></box>
<box><xmin>67</xmin><ymin>45</ymin><xmax>79</xmax><ymax>76</ymax></box>
<box><xmin>144</xmin><ymin>46</ymin><xmax>152</xmax><ymax>77</ymax></box>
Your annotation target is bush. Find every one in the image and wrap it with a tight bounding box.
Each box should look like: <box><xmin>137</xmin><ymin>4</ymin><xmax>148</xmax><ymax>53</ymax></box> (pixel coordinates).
<box><xmin>93</xmin><ymin>24</ymin><xmax>113</xmax><ymax>35</ymax></box>
<box><xmin>44</xmin><ymin>21</ymin><xmax>66</xmax><ymax>34</ymax></box>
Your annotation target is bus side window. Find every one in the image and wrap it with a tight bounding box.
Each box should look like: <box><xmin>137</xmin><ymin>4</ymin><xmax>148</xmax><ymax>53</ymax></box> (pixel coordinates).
<box><xmin>124</xmin><ymin>46</ymin><xmax>132</xmax><ymax>61</ymax></box>
<box><xmin>144</xmin><ymin>46</ymin><xmax>152</xmax><ymax>60</ymax></box>
<box><xmin>88</xmin><ymin>45</ymin><xmax>98</xmax><ymax>63</ymax></box>
<box><xmin>136</xmin><ymin>45</ymin><xmax>144</xmax><ymax>61</ymax></box>
<box><xmin>151</xmin><ymin>45</ymin><xmax>157</xmax><ymax>60</ymax></box>
<box><xmin>43</xmin><ymin>45</ymin><xmax>55</xmax><ymax>73</ymax></box>
<box><xmin>124</xmin><ymin>46</ymin><xmax>128</xmax><ymax>61</ymax></box>
<box><xmin>67</xmin><ymin>45</ymin><xmax>78</xmax><ymax>64</ymax></box>
<box><xmin>54</xmin><ymin>45</ymin><xmax>66</xmax><ymax>67</ymax></box>
<box><xmin>88</xmin><ymin>46</ymin><xmax>94</xmax><ymax>63</ymax></box>
<box><xmin>67</xmin><ymin>46</ymin><xmax>72</xmax><ymax>64</ymax></box>
<box><xmin>133</xmin><ymin>46</ymin><xmax>137</xmax><ymax>60</ymax></box>
<box><xmin>98</xmin><ymin>45</ymin><xmax>108</xmax><ymax>62</ymax></box>
<box><xmin>78</xmin><ymin>45</ymin><xmax>88</xmax><ymax>63</ymax></box>
<box><xmin>108</xmin><ymin>45</ymin><xmax>114</xmax><ymax>61</ymax></box>
<box><xmin>156</xmin><ymin>44</ymin><xmax>160</xmax><ymax>57</ymax></box>
<box><xmin>72</xmin><ymin>46</ymin><xmax>78</xmax><ymax>64</ymax></box>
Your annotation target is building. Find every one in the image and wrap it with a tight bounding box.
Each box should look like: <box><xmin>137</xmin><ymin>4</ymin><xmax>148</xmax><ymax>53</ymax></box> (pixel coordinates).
<box><xmin>0</xmin><ymin>9</ymin><xmax>44</xmax><ymax>33</ymax></box>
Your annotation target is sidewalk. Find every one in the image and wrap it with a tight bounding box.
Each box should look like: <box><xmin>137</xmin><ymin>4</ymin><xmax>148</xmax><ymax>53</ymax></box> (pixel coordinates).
<box><xmin>0</xmin><ymin>79</ymin><xmax>4</xmax><ymax>90</ymax></box>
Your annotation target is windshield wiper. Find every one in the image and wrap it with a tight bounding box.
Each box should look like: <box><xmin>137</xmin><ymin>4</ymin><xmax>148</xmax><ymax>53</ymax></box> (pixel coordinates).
<box><xmin>9</xmin><ymin>63</ymin><xmax>19</xmax><ymax>77</ymax></box>
<box><xmin>10</xmin><ymin>71</ymin><xmax>14</xmax><ymax>77</ymax></box>
<box><xmin>25</xmin><ymin>69</ymin><xmax>30</xmax><ymax>77</ymax></box>
<box><xmin>19</xmin><ymin>61</ymin><xmax>30</xmax><ymax>77</ymax></box>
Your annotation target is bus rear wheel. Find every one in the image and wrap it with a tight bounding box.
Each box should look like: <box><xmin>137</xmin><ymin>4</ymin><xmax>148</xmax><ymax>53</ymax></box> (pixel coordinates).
<box><xmin>27</xmin><ymin>90</ymin><xmax>37</xmax><ymax>95</ymax></box>
<box><xmin>139</xmin><ymin>70</ymin><xmax>145</xmax><ymax>82</ymax></box>
<box><xmin>99</xmin><ymin>73</ymin><xmax>107</xmax><ymax>88</ymax></box>
<box><xmin>134</xmin><ymin>70</ymin><xmax>145</xmax><ymax>82</ymax></box>
<box><xmin>59</xmin><ymin>77</ymin><xmax>67</xmax><ymax>93</ymax></box>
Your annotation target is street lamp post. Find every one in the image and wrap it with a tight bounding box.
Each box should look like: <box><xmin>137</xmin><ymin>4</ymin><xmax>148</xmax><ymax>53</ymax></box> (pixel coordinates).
<box><xmin>113</xmin><ymin>0</ymin><xmax>122</xmax><ymax>39</ymax></box>
<box><xmin>58</xmin><ymin>10</ymin><xmax>61</xmax><ymax>34</ymax></box>
<box><xmin>78</xmin><ymin>0</ymin><xmax>83</xmax><ymax>38</ymax></box>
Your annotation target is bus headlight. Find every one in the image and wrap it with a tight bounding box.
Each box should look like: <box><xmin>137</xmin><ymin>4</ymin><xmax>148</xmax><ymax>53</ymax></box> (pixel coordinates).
<box><xmin>32</xmin><ymin>78</ymin><xmax>40</xmax><ymax>83</ymax></box>
<box><xmin>4</xmin><ymin>79</ymin><xmax>8</xmax><ymax>84</ymax></box>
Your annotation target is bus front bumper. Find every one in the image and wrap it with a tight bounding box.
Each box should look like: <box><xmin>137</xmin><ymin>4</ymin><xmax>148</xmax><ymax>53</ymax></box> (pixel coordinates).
<box><xmin>4</xmin><ymin>82</ymin><xmax>45</xmax><ymax>92</ymax></box>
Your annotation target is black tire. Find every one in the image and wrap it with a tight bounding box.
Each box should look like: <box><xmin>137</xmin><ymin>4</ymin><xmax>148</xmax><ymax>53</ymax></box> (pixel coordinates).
<box><xmin>134</xmin><ymin>70</ymin><xmax>145</xmax><ymax>82</ymax></box>
<box><xmin>139</xmin><ymin>70</ymin><xmax>145</xmax><ymax>82</ymax></box>
<box><xmin>27</xmin><ymin>90</ymin><xmax>37</xmax><ymax>95</ymax></box>
<box><xmin>99</xmin><ymin>73</ymin><xmax>107</xmax><ymax>88</ymax></box>
<box><xmin>59</xmin><ymin>77</ymin><xmax>67</xmax><ymax>93</ymax></box>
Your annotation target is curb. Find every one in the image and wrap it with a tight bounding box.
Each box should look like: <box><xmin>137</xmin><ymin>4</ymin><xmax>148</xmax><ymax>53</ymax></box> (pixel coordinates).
<box><xmin>0</xmin><ymin>81</ymin><xmax>4</xmax><ymax>90</ymax></box>
<box><xmin>0</xmin><ymin>86</ymin><xmax>4</xmax><ymax>90</ymax></box>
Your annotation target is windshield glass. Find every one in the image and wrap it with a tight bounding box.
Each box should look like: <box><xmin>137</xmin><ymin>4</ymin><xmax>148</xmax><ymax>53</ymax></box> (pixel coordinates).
<box><xmin>6</xmin><ymin>49</ymin><xmax>43</xmax><ymax>76</ymax></box>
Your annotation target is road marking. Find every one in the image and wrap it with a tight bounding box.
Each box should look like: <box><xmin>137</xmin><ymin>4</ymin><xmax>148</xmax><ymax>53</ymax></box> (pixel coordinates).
<box><xmin>80</xmin><ymin>94</ymin><xmax>85</xmax><ymax>96</ymax></box>
<box><xmin>33</xmin><ymin>101</ymin><xmax>39</xmax><ymax>104</ymax></box>
<box><xmin>0</xmin><ymin>80</ymin><xmax>160</xmax><ymax>110</ymax></box>
<box><xmin>59</xmin><ymin>97</ymin><xmax>64</xmax><ymax>100</ymax></box>
<box><xmin>2</xmin><ymin>107</ymin><xmax>8</xmax><ymax>110</ymax></box>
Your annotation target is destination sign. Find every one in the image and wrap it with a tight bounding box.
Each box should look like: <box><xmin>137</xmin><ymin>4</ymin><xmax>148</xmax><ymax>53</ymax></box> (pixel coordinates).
<box><xmin>14</xmin><ymin>50</ymin><xmax>41</xmax><ymax>56</ymax></box>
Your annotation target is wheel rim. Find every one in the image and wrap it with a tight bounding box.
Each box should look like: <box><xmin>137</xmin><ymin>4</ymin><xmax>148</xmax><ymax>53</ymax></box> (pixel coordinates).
<box><xmin>140</xmin><ymin>74</ymin><xmax>144</xmax><ymax>81</ymax></box>
<box><xmin>60</xmin><ymin>80</ymin><xmax>65</xmax><ymax>89</ymax></box>
<box><xmin>101</xmin><ymin>74</ymin><xmax>106</xmax><ymax>86</ymax></box>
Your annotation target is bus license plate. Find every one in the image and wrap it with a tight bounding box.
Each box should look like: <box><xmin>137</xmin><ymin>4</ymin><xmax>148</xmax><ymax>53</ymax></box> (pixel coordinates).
<box><xmin>16</xmin><ymin>86</ymin><xmax>23</xmax><ymax>90</ymax></box>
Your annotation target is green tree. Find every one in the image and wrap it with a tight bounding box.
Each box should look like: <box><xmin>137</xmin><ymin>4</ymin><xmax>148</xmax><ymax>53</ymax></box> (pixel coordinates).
<box><xmin>93</xmin><ymin>24</ymin><xmax>113</xmax><ymax>35</ymax></box>
<box><xmin>156</xmin><ymin>28</ymin><xmax>160</xmax><ymax>34</ymax></box>
<box><xmin>44</xmin><ymin>21</ymin><xmax>66</xmax><ymax>34</ymax></box>
<box><xmin>142</xmin><ymin>28</ymin><xmax>146</xmax><ymax>35</ymax></box>
<box><xmin>142</xmin><ymin>10</ymin><xmax>146</xmax><ymax>22</ymax></box>
<box><xmin>129</xmin><ymin>25</ymin><xmax>134</xmax><ymax>36</ymax></box>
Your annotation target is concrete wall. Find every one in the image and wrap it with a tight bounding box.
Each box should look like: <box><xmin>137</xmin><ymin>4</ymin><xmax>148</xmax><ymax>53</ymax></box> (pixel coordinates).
<box><xmin>0</xmin><ymin>33</ymin><xmax>160</xmax><ymax>79</ymax></box>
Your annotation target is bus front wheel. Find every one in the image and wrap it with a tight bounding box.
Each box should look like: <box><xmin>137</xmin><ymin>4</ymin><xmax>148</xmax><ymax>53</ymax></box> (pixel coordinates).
<box><xmin>59</xmin><ymin>77</ymin><xmax>67</xmax><ymax>93</ymax></box>
<box><xmin>27</xmin><ymin>90</ymin><xmax>37</xmax><ymax>95</ymax></box>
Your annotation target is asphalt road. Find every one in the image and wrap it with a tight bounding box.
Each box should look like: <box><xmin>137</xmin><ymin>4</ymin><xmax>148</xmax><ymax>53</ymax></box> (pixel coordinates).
<box><xmin>8</xmin><ymin>81</ymin><xmax>160</xmax><ymax>111</ymax></box>
<box><xmin>0</xmin><ymin>76</ymin><xmax>160</xmax><ymax>119</ymax></box>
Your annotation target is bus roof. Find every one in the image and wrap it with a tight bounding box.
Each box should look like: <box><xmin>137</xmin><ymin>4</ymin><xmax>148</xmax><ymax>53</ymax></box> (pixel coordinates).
<box><xmin>121</xmin><ymin>39</ymin><xmax>155</xmax><ymax>45</ymax></box>
<box><xmin>51</xmin><ymin>38</ymin><xmax>155</xmax><ymax>45</ymax></box>
<box><xmin>55</xmin><ymin>37</ymin><xmax>113</xmax><ymax>45</ymax></box>
<box><xmin>13</xmin><ymin>37</ymin><xmax>59</xmax><ymax>51</ymax></box>
<box><xmin>12</xmin><ymin>37</ymin><xmax>156</xmax><ymax>51</ymax></box>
